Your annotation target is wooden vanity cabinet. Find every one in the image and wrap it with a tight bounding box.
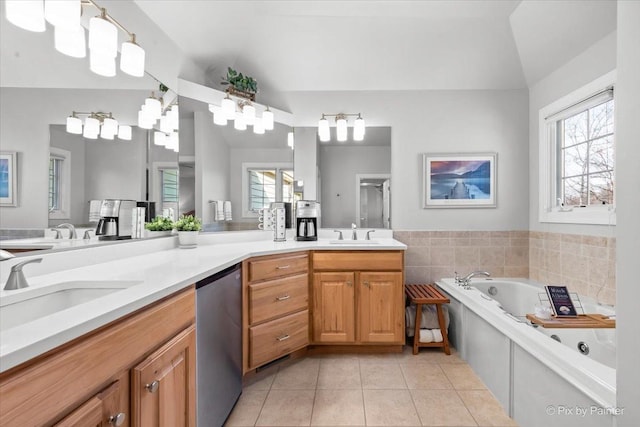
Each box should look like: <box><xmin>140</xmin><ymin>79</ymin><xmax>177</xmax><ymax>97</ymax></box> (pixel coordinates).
<box><xmin>0</xmin><ymin>287</ymin><xmax>196</xmax><ymax>427</ymax></box>
<box><xmin>312</xmin><ymin>251</ymin><xmax>405</xmax><ymax>345</ymax></box>
<box><xmin>243</xmin><ymin>252</ymin><xmax>310</xmax><ymax>373</ymax></box>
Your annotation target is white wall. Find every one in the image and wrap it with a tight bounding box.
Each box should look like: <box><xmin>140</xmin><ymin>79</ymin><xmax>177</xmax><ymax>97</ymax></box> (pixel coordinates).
<box><xmin>319</xmin><ymin>145</ymin><xmax>390</xmax><ymax>228</ymax></box>
<box><xmin>528</xmin><ymin>31</ymin><xmax>617</xmax><ymax>236</ymax></box>
<box><xmin>615</xmin><ymin>2</ymin><xmax>640</xmax><ymax>425</ymax></box>
<box><xmin>285</xmin><ymin>89</ymin><xmax>529</xmax><ymax>230</ymax></box>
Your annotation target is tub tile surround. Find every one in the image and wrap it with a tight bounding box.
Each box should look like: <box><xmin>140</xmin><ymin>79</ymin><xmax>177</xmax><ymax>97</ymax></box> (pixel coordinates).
<box><xmin>395</xmin><ymin>230</ymin><xmax>617</xmax><ymax>306</ymax></box>
<box><xmin>226</xmin><ymin>348</ymin><xmax>518</xmax><ymax>427</ymax></box>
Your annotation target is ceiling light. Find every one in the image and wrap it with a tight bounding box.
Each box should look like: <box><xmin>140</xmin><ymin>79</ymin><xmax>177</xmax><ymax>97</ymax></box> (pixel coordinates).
<box><xmin>120</xmin><ymin>34</ymin><xmax>145</xmax><ymax>77</ymax></box>
<box><xmin>44</xmin><ymin>0</ymin><xmax>80</xmax><ymax>28</ymax></box>
<box><xmin>234</xmin><ymin>113</ymin><xmax>247</xmax><ymax>131</ymax></box>
<box><xmin>221</xmin><ymin>95</ymin><xmax>235</xmax><ymax>120</ymax></box>
<box><xmin>88</xmin><ymin>11</ymin><xmax>117</xmax><ymax>58</ymax></box>
<box><xmin>117</xmin><ymin>125</ymin><xmax>132</xmax><ymax>141</ymax></box>
<box><xmin>5</xmin><ymin>0</ymin><xmax>46</xmax><ymax>32</ymax></box>
<box><xmin>66</xmin><ymin>113</ymin><xmax>82</xmax><ymax>134</ymax></box>
<box><xmin>54</xmin><ymin>24</ymin><xmax>86</xmax><ymax>58</ymax></box>
<box><xmin>318</xmin><ymin>112</ymin><xmax>366</xmax><ymax>142</ymax></box>
<box><xmin>318</xmin><ymin>115</ymin><xmax>330</xmax><ymax>142</ymax></box>
<box><xmin>287</xmin><ymin>131</ymin><xmax>295</xmax><ymax>149</ymax></box>
<box><xmin>262</xmin><ymin>107</ymin><xmax>274</xmax><ymax>131</ymax></box>
<box><xmin>89</xmin><ymin>50</ymin><xmax>116</xmax><ymax>77</ymax></box>
<box><xmin>336</xmin><ymin>114</ymin><xmax>347</xmax><ymax>142</ymax></box>
<box><xmin>253</xmin><ymin>117</ymin><xmax>265</xmax><ymax>135</ymax></box>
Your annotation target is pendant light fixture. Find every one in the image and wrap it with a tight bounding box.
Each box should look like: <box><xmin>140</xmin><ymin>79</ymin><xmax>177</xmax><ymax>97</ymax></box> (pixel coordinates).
<box><xmin>262</xmin><ymin>107</ymin><xmax>274</xmax><ymax>131</ymax></box>
<box><xmin>44</xmin><ymin>0</ymin><xmax>81</xmax><ymax>28</ymax></box>
<box><xmin>66</xmin><ymin>113</ymin><xmax>83</xmax><ymax>134</ymax></box>
<box><xmin>317</xmin><ymin>113</ymin><xmax>367</xmax><ymax>142</ymax></box>
<box><xmin>54</xmin><ymin>24</ymin><xmax>86</xmax><ymax>58</ymax></box>
<box><xmin>120</xmin><ymin>34</ymin><xmax>145</xmax><ymax>77</ymax></box>
<box><xmin>5</xmin><ymin>0</ymin><xmax>46</xmax><ymax>32</ymax></box>
<box><xmin>117</xmin><ymin>125</ymin><xmax>132</xmax><ymax>141</ymax></box>
<box><xmin>221</xmin><ymin>95</ymin><xmax>236</xmax><ymax>120</ymax></box>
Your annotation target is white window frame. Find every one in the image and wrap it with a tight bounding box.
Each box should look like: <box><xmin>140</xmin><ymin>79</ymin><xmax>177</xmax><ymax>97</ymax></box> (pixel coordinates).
<box><xmin>538</xmin><ymin>70</ymin><xmax>617</xmax><ymax>225</ymax></box>
<box><xmin>242</xmin><ymin>162</ymin><xmax>293</xmax><ymax>218</ymax></box>
<box><xmin>48</xmin><ymin>147</ymin><xmax>71</xmax><ymax>220</ymax></box>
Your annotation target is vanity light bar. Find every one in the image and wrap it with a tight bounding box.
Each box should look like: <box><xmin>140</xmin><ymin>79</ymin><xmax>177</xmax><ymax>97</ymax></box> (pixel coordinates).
<box><xmin>317</xmin><ymin>113</ymin><xmax>366</xmax><ymax>142</ymax></box>
<box><xmin>207</xmin><ymin>100</ymin><xmax>275</xmax><ymax>135</ymax></box>
<box><xmin>66</xmin><ymin>111</ymin><xmax>132</xmax><ymax>141</ymax></box>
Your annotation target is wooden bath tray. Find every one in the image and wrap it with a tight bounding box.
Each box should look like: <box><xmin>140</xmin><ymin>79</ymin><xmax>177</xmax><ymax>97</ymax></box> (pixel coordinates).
<box><xmin>526</xmin><ymin>313</ymin><xmax>615</xmax><ymax>328</ymax></box>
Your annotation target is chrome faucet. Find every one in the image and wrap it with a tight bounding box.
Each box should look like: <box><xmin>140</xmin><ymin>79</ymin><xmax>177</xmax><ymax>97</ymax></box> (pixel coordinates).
<box><xmin>333</xmin><ymin>230</ymin><xmax>344</xmax><ymax>240</ymax></box>
<box><xmin>366</xmin><ymin>230</ymin><xmax>376</xmax><ymax>240</ymax></box>
<box><xmin>50</xmin><ymin>228</ymin><xmax>63</xmax><ymax>239</ymax></box>
<box><xmin>4</xmin><ymin>258</ymin><xmax>43</xmax><ymax>290</ymax></box>
<box><xmin>351</xmin><ymin>223</ymin><xmax>358</xmax><ymax>240</ymax></box>
<box><xmin>83</xmin><ymin>229</ymin><xmax>94</xmax><ymax>240</ymax></box>
<box><xmin>461</xmin><ymin>270</ymin><xmax>491</xmax><ymax>286</ymax></box>
<box><xmin>56</xmin><ymin>223</ymin><xmax>77</xmax><ymax>239</ymax></box>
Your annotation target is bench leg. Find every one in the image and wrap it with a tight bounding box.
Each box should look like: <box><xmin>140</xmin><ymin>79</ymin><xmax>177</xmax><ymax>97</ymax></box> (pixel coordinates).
<box><xmin>436</xmin><ymin>304</ymin><xmax>451</xmax><ymax>355</ymax></box>
<box><xmin>413</xmin><ymin>303</ymin><xmax>422</xmax><ymax>355</ymax></box>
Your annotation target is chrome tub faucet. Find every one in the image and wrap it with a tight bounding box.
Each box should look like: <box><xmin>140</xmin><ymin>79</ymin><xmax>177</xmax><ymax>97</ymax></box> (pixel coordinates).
<box><xmin>461</xmin><ymin>270</ymin><xmax>491</xmax><ymax>286</ymax></box>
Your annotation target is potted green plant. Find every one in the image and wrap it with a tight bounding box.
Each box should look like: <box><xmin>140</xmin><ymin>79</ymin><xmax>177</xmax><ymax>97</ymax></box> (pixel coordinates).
<box><xmin>174</xmin><ymin>214</ymin><xmax>202</xmax><ymax>248</ymax></box>
<box><xmin>144</xmin><ymin>216</ymin><xmax>174</xmax><ymax>238</ymax></box>
<box><xmin>221</xmin><ymin>67</ymin><xmax>258</xmax><ymax>101</ymax></box>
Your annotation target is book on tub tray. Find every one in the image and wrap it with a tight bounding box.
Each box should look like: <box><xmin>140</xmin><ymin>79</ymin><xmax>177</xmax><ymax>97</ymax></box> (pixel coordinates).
<box><xmin>545</xmin><ymin>285</ymin><xmax>578</xmax><ymax>317</ymax></box>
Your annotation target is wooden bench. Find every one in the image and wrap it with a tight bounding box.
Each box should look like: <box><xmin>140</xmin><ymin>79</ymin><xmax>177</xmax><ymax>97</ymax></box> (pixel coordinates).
<box><xmin>405</xmin><ymin>284</ymin><xmax>451</xmax><ymax>355</ymax></box>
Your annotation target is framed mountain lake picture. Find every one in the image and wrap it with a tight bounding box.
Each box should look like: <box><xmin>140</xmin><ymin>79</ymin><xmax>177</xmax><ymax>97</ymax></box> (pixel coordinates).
<box><xmin>0</xmin><ymin>151</ymin><xmax>18</xmax><ymax>207</ymax></box>
<box><xmin>423</xmin><ymin>152</ymin><xmax>497</xmax><ymax>208</ymax></box>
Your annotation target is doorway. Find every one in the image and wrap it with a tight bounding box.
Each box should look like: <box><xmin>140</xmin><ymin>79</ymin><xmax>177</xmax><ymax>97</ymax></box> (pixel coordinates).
<box><xmin>356</xmin><ymin>174</ymin><xmax>391</xmax><ymax>229</ymax></box>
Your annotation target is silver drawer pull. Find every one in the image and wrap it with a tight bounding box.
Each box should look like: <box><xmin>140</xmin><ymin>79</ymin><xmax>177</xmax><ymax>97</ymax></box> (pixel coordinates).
<box><xmin>276</xmin><ymin>265</ymin><xmax>290</xmax><ymax>270</ymax></box>
<box><xmin>276</xmin><ymin>334</ymin><xmax>290</xmax><ymax>342</ymax></box>
<box><xmin>276</xmin><ymin>295</ymin><xmax>291</xmax><ymax>301</ymax></box>
<box><xmin>109</xmin><ymin>412</ymin><xmax>126</xmax><ymax>426</ymax></box>
<box><xmin>145</xmin><ymin>380</ymin><xmax>159</xmax><ymax>393</ymax></box>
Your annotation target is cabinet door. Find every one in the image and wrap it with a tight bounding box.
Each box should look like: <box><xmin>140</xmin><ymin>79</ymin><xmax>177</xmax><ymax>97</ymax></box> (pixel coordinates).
<box><xmin>312</xmin><ymin>272</ymin><xmax>355</xmax><ymax>343</ymax></box>
<box><xmin>359</xmin><ymin>272</ymin><xmax>404</xmax><ymax>343</ymax></box>
<box><xmin>131</xmin><ymin>325</ymin><xmax>196</xmax><ymax>427</ymax></box>
<box><xmin>55</xmin><ymin>378</ymin><xmax>128</xmax><ymax>427</ymax></box>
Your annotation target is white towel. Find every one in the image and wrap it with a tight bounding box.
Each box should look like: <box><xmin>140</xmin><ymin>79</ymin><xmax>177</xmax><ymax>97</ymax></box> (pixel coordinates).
<box><xmin>211</xmin><ymin>200</ymin><xmax>225</xmax><ymax>221</ymax></box>
<box><xmin>88</xmin><ymin>200</ymin><xmax>102</xmax><ymax>223</ymax></box>
<box><xmin>407</xmin><ymin>328</ymin><xmax>444</xmax><ymax>343</ymax></box>
<box><xmin>405</xmin><ymin>304</ymin><xmax>450</xmax><ymax>330</ymax></box>
<box><xmin>224</xmin><ymin>201</ymin><xmax>232</xmax><ymax>221</ymax></box>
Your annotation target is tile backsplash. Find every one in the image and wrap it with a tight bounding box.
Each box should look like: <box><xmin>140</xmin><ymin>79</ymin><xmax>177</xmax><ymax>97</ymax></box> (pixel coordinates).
<box><xmin>394</xmin><ymin>230</ymin><xmax>616</xmax><ymax>306</ymax></box>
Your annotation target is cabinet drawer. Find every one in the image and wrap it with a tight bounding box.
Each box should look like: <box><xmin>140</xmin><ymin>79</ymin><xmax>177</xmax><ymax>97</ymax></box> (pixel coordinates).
<box><xmin>249</xmin><ymin>273</ymin><xmax>309</xmax><ymax>324</ymax></box>
<box><xmin>313</xmin><ymin>251</ymin><xmax>403</xmax><ymax>271</ymax></box>
<box><xmin>249</xmin><ymin>310</ymin><xmax>309</xmax><ymax>368</ymax></box>
<box><xmin>248</xmin><ymin>253</ymin><xmax>309</xmax><ymax>282</ymax></box>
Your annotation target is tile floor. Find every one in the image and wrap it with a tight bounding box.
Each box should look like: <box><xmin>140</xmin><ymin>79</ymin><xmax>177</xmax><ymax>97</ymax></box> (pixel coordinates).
<box><xmin>225</xmin><ymin>347</ymin><xmax>519</xmax><ymax>427</ymax></box>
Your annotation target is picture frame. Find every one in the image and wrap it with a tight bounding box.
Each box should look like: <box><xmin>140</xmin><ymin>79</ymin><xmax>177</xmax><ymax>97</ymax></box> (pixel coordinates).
<box><xmin>423</xmin><ymin>152</ymin><xmax>497</xmax><ymax>208</ymax></box>
<box><xmin>0</xmin><ymin>151</ymin><xmax>18</xmax><ymax>207</ymax></box>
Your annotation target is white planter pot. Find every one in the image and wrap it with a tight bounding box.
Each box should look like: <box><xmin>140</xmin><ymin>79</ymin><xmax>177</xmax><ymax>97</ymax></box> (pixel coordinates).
<box><xmin>178</xmin><ymin>231</ymin><xmax>199</xmax><ymax>248</ymax></box>
<box><xmin>145</xmin><ymin>230</ymin><xmax>173</xmax><ymax>238</ymax></box>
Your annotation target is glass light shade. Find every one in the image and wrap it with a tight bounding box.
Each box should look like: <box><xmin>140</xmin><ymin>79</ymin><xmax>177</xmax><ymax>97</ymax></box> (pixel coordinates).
<box><xmin>117</xmin><ymin>125</ymin><xmax>132</xmax><ymax>140</ymax></box>
<box><xmin>138</xmin><ymin>110</ymin><xmax>153</xmax><ymax>129</ymax></box>
<box><xmin>168</xmin><ymin>132</ymin><xmax>179</xmax><ymax>151</ymax></box>
<box><xmin>336</xmin><ymin>118</ymin><xmax>347</xmax><ymax>142</ymax></box>
<box><xmin>213</xmin><ymin>111</ymin><xmax>227</xmax><ymax>126</ymax></box>
<box><xmin>287</xmin><ymin>131</ymin><xmax>294</xmax><ymax>149</ymax></box>
<box><xmin>243</xmin><ymin>104</ymin><xmax>256</xmax><ymax>125</ymax></box>
<box><xmin>140</xmin><ymin>104</ymin><xmax>157</xmax><ymax>124</ymax></box>
<box><xmin>144</xmin><ymin>97</ymin><xmax>162</xmax><ymax>120</ymax></box>
<box><xmin>168</xmin><ymin>105</ymin><xmax>179</xmax><ymax>130</ymax></box>
<box><xmin>84</xmin><ymin>116</ymin><xmax>100</xmax><ymax>135</ymax></box>
<box><xmin>83</xmin><ymin>129</ymin><xmax>98</xmax><ymax>139</ymax></box>
<box><xmin>221</xmin><ymin>96</ymin><xmax>235</xmax><ymax>120</ymax></box>
<box><xmin>253</xmin><ymin>118</ymin><xmax>265</xmax><ymax>135</ymax></box>
<box><xmin>88</xmin><ymin>16</ymin><xmax>117</xmax><ymax>57</ymax></box>
<box><xmin>353</xmin><ymin>116</ymin><xmax>365</xmax><ymax>141</ymax></box>
<box><xmin>120</xmin><ymin>41</ymin><xmax>145</xmax><ymax>77</ymax></box>
<box><xmin>102</xmin><ymin>117</ymin><xmax>118</xmax><ymax>135</ymax></box>
<box><xmin>154</xmin><ymin>131</ymin><xmax>167</xmax><ymax>146</ymax></box>
<box><xmin>262</xmin><ymin>109</ymin><xmax>274</xmax><ymax>131</ymax></box>
<box><xmin>160</xmin><ymin>115</ymin><xmax>171</xmax><ymax>133</ymax></box>
<box><xmin>44</xmin><ymin>0</ymin><xmax>80</xmax><ymax>28</ymax></box>
<box><xmin>54</xmin><ymin>24</ymin><xmax>85</xmax><ymax>58</ymax></box>
<box><xmin>318</xmin><ymin>117</ymin><xmax>330</xmax><ymax>142</ymax></box>
<box><xmin>5</xmin><ymin>0</ymin><xmax>46</xmax><ymax>32</ymax></box>
<box><xmin>66</xmin><ymin>115</ymin><xmax>82</xmax><ymax>134</ymax></box>
<box><xmin>234</xmin><ymin>113</ymin><xmax>246</xmax><ymax>131</ymax></box>
<box><xmin>100</xmin><ymin>124</ymin><xmax>115</xmax><ymax>140</ymax></box>
<box><xmin>89</xmin><ymin>50</ymin><xmax>116</xmax><ymax>77</ymax></box>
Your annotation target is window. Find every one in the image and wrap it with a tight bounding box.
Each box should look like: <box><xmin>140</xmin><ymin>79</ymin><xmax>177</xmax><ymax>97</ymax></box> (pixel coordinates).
<box><xmin>160</xmin><ymin>168</ymin><xmax>179</xmax><ymax>220</ymax></box>
<box><xmin>539</xmin><ymin>71</ymin><xmax>616</xmax><ymax>225</ymax></box>
<box><xmin>48</xmin><ymin>147</ymin><xmax>71</xmax><ymax>219</ymax></box>
<box><xmin>243</xmin><ymin>163</ymin><xmax>297</xmax><ymax>216</ymax></box>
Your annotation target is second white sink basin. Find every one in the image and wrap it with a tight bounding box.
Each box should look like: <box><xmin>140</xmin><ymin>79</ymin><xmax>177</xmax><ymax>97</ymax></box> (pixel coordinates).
<box><xmin>0</xmin><ymin>280</ymin><xmax>142</xmax><ymax>332</ymax></box>
<box><xmin>329</xmin><ymin>240</ymin><xmax>379</xmax><ymax>244</ymax></box>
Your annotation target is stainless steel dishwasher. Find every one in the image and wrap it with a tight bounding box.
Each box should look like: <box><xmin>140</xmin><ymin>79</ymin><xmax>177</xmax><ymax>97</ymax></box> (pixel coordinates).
<box><xmin>196</xmin><ymin>263</ymin><xmax>242</xmax><ymax>426</ymax></box>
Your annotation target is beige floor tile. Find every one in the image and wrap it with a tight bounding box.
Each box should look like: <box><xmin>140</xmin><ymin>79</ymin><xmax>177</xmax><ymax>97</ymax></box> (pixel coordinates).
<box><xmin>440</xmin><ymin>364</ymin><xmax>486</xmax><ymax>390</ymax></box>
<box><xmin>363</xmin><ymin>389</ymin><xmax>421</xmax><ymax>426</ymax></box>
<box><xmin>271</xmin><ymin>357</ymin><xmax>320</xmax><ymax>390</ymax></box>
<box><xmin>225</xmin><ymin>389</ymin><xmax>269</xmax><ymax>427</ymax></box>
<box><xmin>411</xmin><ymin>389</ymin><xmax>477</xmax><ymax>426</ymax></box>
<box><xmin>400</xmin><ymin>363</ymin><xmax>453</xmax><ymax>390</ymax></box>
<box><xmin>360</xmin><ymin>363</ymin><xmax>407</xmax><ymax>390</ymax></box>
<box><xmin>243</xmin><ymin>370</ymin><xmax>278</xmax><ymax>391</ymax></box>
<box><xmin>458</xmin><ymin>390</ymin><xmax>517</xmax><ymax>426</ymax></box>
<box><xmin>317</xmin><ymin>358</ymin><xmax>362</xmax><ymax>389</ymax></box>
<box><xmin>397</xmin><ymin>346</ymin><xmax>465</xmax><ymax>365</ymax></box>
<box><xmin>357</xmin><ymin>353</ymin><xmax>399</xmax><ymax>364</ymax></box>
<box><xmin>255</xmin><ymin>389</ymin><xmax>316</xmax><ymax>426</ymax></box>
<box><xmin>311</xmin><ymin>389</ymin><xmax>366</xmax><ymax>426</ymax></box>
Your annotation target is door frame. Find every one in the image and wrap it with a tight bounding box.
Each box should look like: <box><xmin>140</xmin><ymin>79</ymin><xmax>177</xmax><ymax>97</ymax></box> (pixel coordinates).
<box><xmin>355</xmin><ymin>174</ymin><xmax>391</xmax><ymax>229</ymax></box>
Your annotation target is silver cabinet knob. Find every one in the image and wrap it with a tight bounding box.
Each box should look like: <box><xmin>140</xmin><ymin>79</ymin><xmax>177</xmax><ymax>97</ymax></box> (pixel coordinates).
<box><xmin>145</xmin><ymin>380</ymin><xmax>159</xmax><ymax>393</ymax></box>
<box><xmin>109</xmin><ymin>412</ymin><xmax>126</xmax><ymax>426</ymax></box>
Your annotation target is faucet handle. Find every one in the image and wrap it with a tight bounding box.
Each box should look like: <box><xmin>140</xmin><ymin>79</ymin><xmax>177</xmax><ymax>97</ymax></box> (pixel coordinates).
<box><xmin>50</xmin><ymin>228</ymin><xmax>63</xmax><ymax>239</ymax></box>
<box><xmin>333</xmin><ymin>230</ymin><xmax>344</xmax><ymax>240</ymax></box>
<box><xmin>366</xmin><ymin>230</ymin><xmax>375</xmax><ymax>240</ymax></box>
<box><xmin>83</xmin><ymin>229</ymin><xmax>93</xmax><ymax>240</ymax></box>
<box><xmin>4</xmin><ymin>258</ymin><xmax>43</xmax><ymax>290</ymax></box>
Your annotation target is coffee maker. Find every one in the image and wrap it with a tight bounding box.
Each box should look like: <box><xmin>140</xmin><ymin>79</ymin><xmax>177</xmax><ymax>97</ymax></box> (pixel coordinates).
<box><xmin>95</xmin><ymin>199</ymin><xmax>136</xmax><ymax>240</ymax></box>
<box><xmin>295</xmin><ymin>200</ymin><xmax>319</xmax><ymax>241</ymax></box>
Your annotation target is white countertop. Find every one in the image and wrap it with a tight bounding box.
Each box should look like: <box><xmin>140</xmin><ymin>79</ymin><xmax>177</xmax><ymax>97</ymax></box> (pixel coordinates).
<box><xmin>0</xmin><ymin>234</ymin><xmax>405</xmax><ymax>372</ymax></box>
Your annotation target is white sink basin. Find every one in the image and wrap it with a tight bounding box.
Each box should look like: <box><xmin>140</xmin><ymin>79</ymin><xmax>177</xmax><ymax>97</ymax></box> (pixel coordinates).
<box><xmin>0</xmin><ymin>280</ymin><xmax>141</xmax><ymax>332</ymax></box>
<box><xmin>329</xmin><ymin>240</ymin><xmax>379</xmax><ymax>244</ymax></box>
